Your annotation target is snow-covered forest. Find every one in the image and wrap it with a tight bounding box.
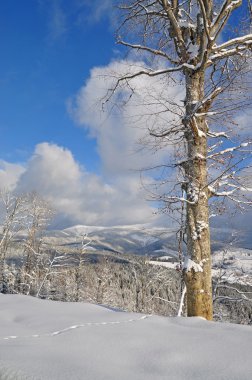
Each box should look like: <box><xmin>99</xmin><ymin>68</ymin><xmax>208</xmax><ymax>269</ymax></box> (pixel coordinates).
<box><xmin>0</xmin><ymin>191</ymin><xmax>252</xmax><ymax>326</ymax></box>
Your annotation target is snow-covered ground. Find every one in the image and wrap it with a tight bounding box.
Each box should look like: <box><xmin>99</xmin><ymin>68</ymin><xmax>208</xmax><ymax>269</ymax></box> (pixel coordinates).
<box><xmin>149</xmin><ymin>260</ymin><xmax>178</xmax><ymax>270</ymax></box>
<box><xmin>0</xmin><ymin>294</ymin><xmax>251</xmax><ymax>380</ymax></box>
<box><xmin>212</xmin><ymin>248</ymin><xmax>252</xmax><ymax>285</ymax></box>
<box><xmin>149</xmin><ymin>247</ymin><xmax>252</xmax><ymax>286</ymax></box>
<box><xmin>42</xmin><ymin>224</ymin><xmax>179</xmax><ymax>256</ymax></box>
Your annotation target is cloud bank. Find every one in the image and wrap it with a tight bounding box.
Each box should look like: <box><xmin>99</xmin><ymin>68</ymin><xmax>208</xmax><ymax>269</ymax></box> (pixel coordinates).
<box><xmin>0</xmin><ymin>161</ymin><xmax>25</xmax><ymax>191</ymax></box>
<box><xmin>1</xmin><ymin>142</ymin><xmax>156</xmax><ymax>227</ymax></box>
<box><xmin>70</xmin><ymin>59</ymin><xmax>183</xmax><ymax>175</ymax></box>
<box><xmin>1</xmin><ymin>57</ymin><xmax>183</xmax><ymax>227</ymax></box>
<box><xmin>3</xmin><ymin>57</ymin><xmax>250</xmax><ymax>231</ymax></box>
<box><xmin>0</xmin><ymin>58</ymin><xmax>184</xmax><ymax>227</ymax></box>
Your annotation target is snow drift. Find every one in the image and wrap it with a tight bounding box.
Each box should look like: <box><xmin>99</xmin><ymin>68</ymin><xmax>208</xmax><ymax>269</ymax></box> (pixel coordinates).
<box><xmin>0</xmin><ymin>294</ymin><xmax>251</xmax><ymax>380</ymax></box>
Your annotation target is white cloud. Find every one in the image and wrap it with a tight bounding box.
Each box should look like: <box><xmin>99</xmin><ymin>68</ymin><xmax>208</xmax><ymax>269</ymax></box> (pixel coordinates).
<box><xmin>9</xmin><ymin>139</ymin><xmax>251</xmax><ymax>232</ymax></box>
<box><xmin>38</xmin><ymin>0</ymin><xmax>67</xmax><ymax>42</ymax></box>
<box><xmin>234</xmin><ymin>109</ymin><xmax>252</xmax><ymax>137</ymax></box>
<box><xmin>0</xmin><ymin>161</ymin><xmax>25</xmax><ymax>191</ymax></box>
<box><xmin>70</xmin><ymin>59</ymin><xmax>184</xmax><ymax>176</ymax></box>
<box><xmin>73</xmin><ymin>0</ymin><xmax>116</xmax><ymax>25</ymax></box>
<box><xmin>0</xmin><ymin>58</ymin><xmax>184</xmax><ymax>228</ymax></box>
<box><xmin>11</xmin><ymin>142</ymin><xmax>155</xmax><ymax>227</ymax></box>
<box><xmin>86</xmin><ymin>0</ymin><xmax>114</xmax><ymax>23</ymax></box>
<box><xmin>1</xmin><ymin>55</ymin><xmax>251</xmax><ymax>230</ymax></box>
<box><xmin>16</xmin><ymin>143</ymin><xmax>81</xmax><ymax>196</ymax></box>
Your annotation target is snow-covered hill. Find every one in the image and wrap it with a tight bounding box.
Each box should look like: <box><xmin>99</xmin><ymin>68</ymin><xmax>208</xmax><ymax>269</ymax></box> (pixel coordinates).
<box><xmin>43</xmin><ymin>224</ymin><xmax>252</xmax><ymax>284</ymax></box>
<box><xmin>46</xmin><ymin>223</ymin><xmax>251</xmax><ymax>256</ymax></box>
<box><xmin>212</xmin><ymin>247</ymin><xmax>252</xmax><ymax>285</ymax></box>
<box><xmin>0</xmin><ymin>294</ymin><xmax>251</xmax><ymax>380</ymax></box>
<box><xmin>45</xmin><ymin>224</ymin><xmax>181</xmax><ymax>257</ymax></box>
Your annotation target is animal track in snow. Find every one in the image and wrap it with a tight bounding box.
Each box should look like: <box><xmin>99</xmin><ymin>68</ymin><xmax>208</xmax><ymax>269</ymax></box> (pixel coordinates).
<box><xmin>1</xmin><ymin>314</ymin><xmax>151</xmax><ymax>341</ymax></box>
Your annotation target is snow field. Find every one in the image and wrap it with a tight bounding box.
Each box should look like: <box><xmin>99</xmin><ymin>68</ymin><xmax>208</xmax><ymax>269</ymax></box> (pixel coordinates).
<box><xmin>0</xmin><ymin>294</ymin><xmax>251</xmax><ymax>379</ymax></box>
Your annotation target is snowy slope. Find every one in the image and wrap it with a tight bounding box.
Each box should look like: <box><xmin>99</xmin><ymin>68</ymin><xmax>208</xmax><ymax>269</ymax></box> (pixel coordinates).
<box><xmin>44</xmin><ymin>224</ymin><xmax>252</xmax><ymax>285</ymax></box>
<box><xmin>212</xmin><ymin>248</ymin><xmax>252</xmax><ymax>285</ymax></box>
<box><xmin>45</xmin><ymin>224</ymin><xmax>251</xmax><ymax>256</ymax></box>
<box><xmin>44</xmin><ymin>224</ymin><xmax>179</xmax><ymax>256</ymax></box>
<box><xmin>0</xmin><ymin>294</ymin><xmax>252</xmax><ymax>380</ymax></box>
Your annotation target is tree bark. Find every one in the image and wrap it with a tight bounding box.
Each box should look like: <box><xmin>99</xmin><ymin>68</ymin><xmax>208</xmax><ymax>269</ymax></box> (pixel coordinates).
<box><xmin>183</xmin><ymin>70</ymin><xmax>213</xmax><ymax>320</ymax></box>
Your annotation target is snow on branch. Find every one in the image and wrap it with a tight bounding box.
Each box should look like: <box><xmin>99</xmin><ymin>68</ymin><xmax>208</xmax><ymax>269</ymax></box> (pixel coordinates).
<box><xmin>114</xmin><ymin>63</ymin><xmax>196</xmax><ymax>81</ymax></box>
<box><xmin>207</xmin><ymin>141</ymin><xmax>252</xmax><ymax>160</ymax></box>
<box><xmin>213</xmin><ymin>34</ymin><xmax>252</xmax><ymax>53</ymax></box>
<box><xmin>207</xmin><ymin>131</ymin><xmax>228</xmax><ymax>138</ymax></box>
<box><xmin>106</xmin><ymin>62</ymin><xmax>197</xmax><ymax>102</ymax></box>
<box><xmin>189</xmin><ymin>87</ymin><xmax>223</xmax><ymax>114</ymax></box>
<box><xmin>160</xmin><ymin>195</ymin><xmax>197</xmax><ymax>205</ymax></box>
<box><xmin>211</xmin><ymin>0</ymin><xmax>242</xmax><ymax>38</ymax></box>
<box><xmin>197</xmin><ymin>0</ymin><xmax>211</xmax><ymax>41</ymax></box>
<box><xmin>161</xmin><ymin>0</ymin><xmax>187</xmax><ymax>58</ymax></box>
<box><xmin>208</xmin><ymin>45</ymin><xmax>252</xmax><ymax>65</ymax></box>
<box><xmin>182</xmin><ymin>87</ymin><xmax>224</xmax><ymax>138</ymax></box>
<box><xmin>212</xmin><ymin>189</ymin><xmax>236</xmax><ymax>197</ymax></box>
<box><xmin>208</xmin><ymin>174</ymin><xmax>252</xmax><ymax>204</ymax></box>
<box><xmin>117</xmin><ymin>40</ymin><xmax>179</xmax><ymax>64</ymax></box>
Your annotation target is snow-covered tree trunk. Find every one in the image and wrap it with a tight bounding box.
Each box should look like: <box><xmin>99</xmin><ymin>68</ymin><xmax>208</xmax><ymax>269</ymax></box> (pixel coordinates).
<box><xmin>184</xmin><ymin>71</ymin><xmax>212</xmax><ymax>319</ymax></box>
<box><xmin>109</xmin><ymin>0</ymin><xmax>252</xmax><ymax>321</ymax></box>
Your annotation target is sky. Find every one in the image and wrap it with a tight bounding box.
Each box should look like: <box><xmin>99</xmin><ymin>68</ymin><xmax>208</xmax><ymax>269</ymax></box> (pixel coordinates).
<box><xmin>0</xmin><ymin>0</ymin><xmax>113</xmax><ymax>169</ymax></box>
<box><xmin>0</xmin><ymin>0</ymin><xmax>185</xmax><ymax>228</ymax></box>
<box><xmin>0</xmin><ymin>0</ymin><xmax>251</xmax><ymax>231</ymax></box>
<box><xmin>0</xmin><ymin>0</ymin><xmax>163</xmax><ymax>227</ymax></box>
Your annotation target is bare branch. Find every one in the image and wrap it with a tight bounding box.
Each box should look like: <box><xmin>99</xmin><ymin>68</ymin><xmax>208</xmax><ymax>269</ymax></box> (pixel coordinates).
<box><xmin>197</xmin><ymin>0</ymin><xmax>211</xmax><ymax>42</ymax></box>
<box><xmin>161</xmin><ymin>0</ymin><xmax>187</xmax><ymax>58</ymax></box>
<box><xmin>211</xmin><ymin>0</ymin><xmax>242</xmax><ymax>39</ymax></box>
<box><xmin>208</xmin><ymin>141</ymin><xmax>252</xmax><ymax>160</ymax></box>
<box><xmin>214</xmin><ymin>34</ymin><xmax>252</xmax><ymax>52</ymax></box>
<box><xmin>117</xmin><ymin>39</ymin><xmax>179</xmax><ymax>63</ymax></box>
<box><xmin>208</xmin><ymin>46</ymin><xmax>252</xmax><ymax>65</ymax></box>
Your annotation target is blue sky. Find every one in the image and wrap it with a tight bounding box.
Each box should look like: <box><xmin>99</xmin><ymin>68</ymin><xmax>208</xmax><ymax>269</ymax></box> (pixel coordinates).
<box><xmin>0</xmin><ymin>0</ymin><xmax>251</xmax><ymax>230</ymax></box>
<box><xmin>0</xmin><ymin>0</ymin><xmax>114</xmax><ymax>170</ymax></box>
<box><xmin>0</xmin><ymin>0</ymin><xmax>164</xmax><ymax>227</ymax></box>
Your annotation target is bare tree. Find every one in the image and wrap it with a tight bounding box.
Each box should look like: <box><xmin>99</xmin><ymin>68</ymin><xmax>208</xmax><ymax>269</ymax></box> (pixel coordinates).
<box><xmin>23</xmin><ymin>192</ymin><xmax>53</xmax><ymax>276</ymax></box>
<box><xmin>107</xmin><ymin>0</ymin><xmax>252</xmax><ymax>319</ymax></box>
<box><xmin>35</xmin><ymin>248</ymin><xmax>70</xmax><ymax>298</ymax></box>
<box><xmin>73</xmin><ymin>233</ymin><xmax>92</xmax><ymax>301</ymax></box>
<box><xmin>0</xmin><ymin>191</ymin><xmax>27</xmax><ymax>292</ymax></box>
<box><xmin>211</xmin><ymin>242</ymin><xmax>252</xmax><ymax>322</ymax></box>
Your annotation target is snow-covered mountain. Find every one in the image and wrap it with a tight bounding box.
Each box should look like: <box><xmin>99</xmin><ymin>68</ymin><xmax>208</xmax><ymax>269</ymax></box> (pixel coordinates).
<box><xmin>44</xmin><ymin>224</ymin><xmax>252</xmax><ymax>285</ymax></box>
<box><xmin>46</xmin><ymin>223</ymin><xmax>252</xmax><ymax>254</ymax></box>
<box><xmin>45</xmin><ymin>224</ymin><xmax>179</xmax><ymax>257</ymax></box>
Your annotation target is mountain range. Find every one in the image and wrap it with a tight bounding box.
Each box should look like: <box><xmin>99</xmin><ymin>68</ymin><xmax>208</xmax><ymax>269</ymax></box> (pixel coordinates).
<box><xmin>43</xmin><ymin>224</ymin><xmax>252</xmax><ymax>285</ymax></box>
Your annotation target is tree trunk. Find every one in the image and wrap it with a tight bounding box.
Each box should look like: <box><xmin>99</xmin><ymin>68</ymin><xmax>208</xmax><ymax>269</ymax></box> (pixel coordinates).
<box><xmin>183</xmin><ymin>70</ymin><xmax>213</xmax><ymax>320</ymax></box>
